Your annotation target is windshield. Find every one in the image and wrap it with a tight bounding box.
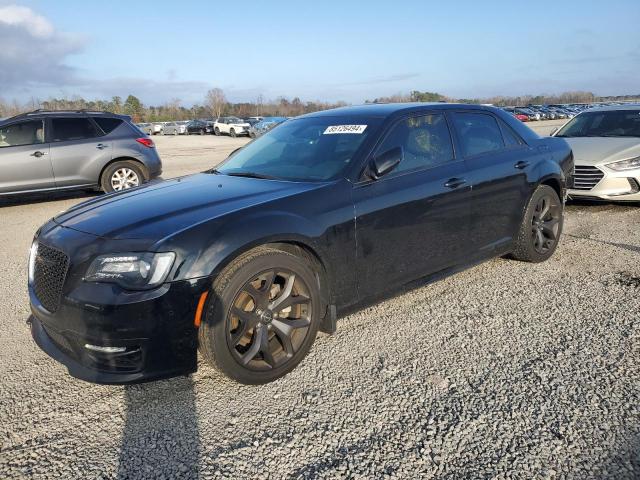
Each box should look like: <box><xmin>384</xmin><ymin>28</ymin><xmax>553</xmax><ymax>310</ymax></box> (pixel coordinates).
<box><xmin>215</xmin><ymin>116</ymin><xmax>380</xmax><ymax>181</ymax></box>
<box><xmin>556</xmin><ymin>110</ymin><xmax>640</xmax><ymax>138</ymax></box>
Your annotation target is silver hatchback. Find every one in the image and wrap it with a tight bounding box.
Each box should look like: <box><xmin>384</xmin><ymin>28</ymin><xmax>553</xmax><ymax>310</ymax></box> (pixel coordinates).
<box><xmin>0</xmin><ymin>110</ymin><xmax>162</xmax><ymax>195</ymax></box>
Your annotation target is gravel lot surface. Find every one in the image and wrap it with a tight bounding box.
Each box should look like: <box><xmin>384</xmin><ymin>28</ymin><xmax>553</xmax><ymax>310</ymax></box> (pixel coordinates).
<box><xmin>1</xmin><ymin>122</ymin><xmax>639</xmax><ymax>479</ymax></box>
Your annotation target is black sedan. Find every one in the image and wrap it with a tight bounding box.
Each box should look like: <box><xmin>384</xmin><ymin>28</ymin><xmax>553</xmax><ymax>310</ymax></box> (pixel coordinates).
<box><xmin>28</xmin><ymin>104</ymin><xmax>573</xmax><ymax>385</ymax></box>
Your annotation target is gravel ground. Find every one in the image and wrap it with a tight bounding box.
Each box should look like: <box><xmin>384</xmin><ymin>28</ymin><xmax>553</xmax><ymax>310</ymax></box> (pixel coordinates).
<box><xmin>1</xmin><ymin>122</ymin><xmax>639</xmax><ymax>479</ymax></box>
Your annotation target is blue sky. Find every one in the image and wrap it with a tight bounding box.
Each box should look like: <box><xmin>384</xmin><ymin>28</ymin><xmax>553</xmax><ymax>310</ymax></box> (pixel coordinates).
<box><xmin>1</xmin><ymin>0</ymin><xmax>639</xmax><ymax>105</ymax></box>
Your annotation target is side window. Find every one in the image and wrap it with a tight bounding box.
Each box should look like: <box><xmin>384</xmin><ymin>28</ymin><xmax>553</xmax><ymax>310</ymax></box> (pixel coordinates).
<box><xmin>451</xmin><ymin>112</ymin><xmax>505</xmax><ymax>157</ymax></box>
<box><xmin>375</xmin><ymin>114</ymin><xmax>454</xmax><ymax>175</ymax></box>
<box><xmin>0</xmin><ymin>120</ymin><xmax>45</xmax><ymax>147</ymax></box>
<box><xmin>51</xmin><ymin>117</ymin><xmax>99</xmax><ymax>142</ymax></box>
<box><xmin>93</xmin><ymin>117</ymin><xmax>123</xmax><ymax>134</ymax></box>
<box><xmin>497</xmin><ymin>119</ymin><xmax>524</xmax><ymax>147</ymax></box>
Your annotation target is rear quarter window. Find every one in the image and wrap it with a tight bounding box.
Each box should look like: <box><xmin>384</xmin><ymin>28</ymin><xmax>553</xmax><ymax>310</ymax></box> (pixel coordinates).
<box><xmin>93</xmin><ymin>117</ymin><xmax>123</xmax><ymax>134</ymax></box>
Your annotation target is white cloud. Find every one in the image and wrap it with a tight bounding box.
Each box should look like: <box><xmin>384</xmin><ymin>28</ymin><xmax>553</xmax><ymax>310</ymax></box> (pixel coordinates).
<box><xmin>0</xmin><ymin>5</ymin><xmax>54</xmax><ymax>37</ymax></box>
<box><xmin>0</xmin><ymin>4</ymin><xmax>85</xmax><ymax>92</ymax></box>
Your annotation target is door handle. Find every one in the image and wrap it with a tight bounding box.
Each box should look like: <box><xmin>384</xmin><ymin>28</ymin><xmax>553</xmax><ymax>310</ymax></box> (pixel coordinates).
<box><xmin>30</xmin><ymin>151</ymin><xmax>48</xmax><ymax>157</ymax></box>
<box><xmin>514</xmin><ymin>161</ymin><xmax>529</xmax><ymax>169</ymax></box>
<box><xmin>444</xmin><ymin>177</ymin><xmax>467</xmax><ymax>189</ymax></box>
<box><xmin>96</xmin><ymin>143</ymin><xmax>109</xmax><ymax>150</ymax></box>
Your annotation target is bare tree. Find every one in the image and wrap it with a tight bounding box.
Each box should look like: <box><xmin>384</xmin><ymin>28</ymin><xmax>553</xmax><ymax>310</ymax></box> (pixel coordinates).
<box><xmin>206</xmin><ymin>88</ymin><xmax>227</xmax><ymax>119</ymax></box>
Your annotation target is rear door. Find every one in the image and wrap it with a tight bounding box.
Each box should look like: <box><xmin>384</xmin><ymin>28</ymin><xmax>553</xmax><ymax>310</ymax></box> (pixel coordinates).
<box><xmin>353</xmin><ymin>112</ymin><xmax>472</xmax><ymax>296</ymax></box>
<box><xmin>0</xmin><ymin>119</ymin><xmax>54</xmax><ymax>193</ymax></box>
<box><xmin>48</xmin><ymin>116</ymin><xmax>112</xmax><ymax>187</ymax></box>
<box><xmin>448</xmin><ymin>111</ymin><xmax>532</xmax><ymax>252</ymax></box>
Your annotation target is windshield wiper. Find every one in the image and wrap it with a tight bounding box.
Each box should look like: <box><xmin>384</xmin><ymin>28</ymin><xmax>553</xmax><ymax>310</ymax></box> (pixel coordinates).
<box><xmin>224</xmin><ymin>171</ymin><xmax>280</xmax><ymax>180</ymax></box>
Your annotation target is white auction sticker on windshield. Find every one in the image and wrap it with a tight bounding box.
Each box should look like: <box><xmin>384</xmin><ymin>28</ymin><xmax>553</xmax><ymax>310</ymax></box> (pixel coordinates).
<box><xmin>323</xmin><ymin>125</ymin><xmax>367</xmax><ymax>134</ymax></box>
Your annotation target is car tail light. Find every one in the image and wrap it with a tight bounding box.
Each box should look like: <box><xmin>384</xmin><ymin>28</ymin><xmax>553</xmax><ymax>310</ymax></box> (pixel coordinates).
<box><xmin>136</xmin><ymin>137</ymin><xmax>154</xmax><ymax>148</ymax></box>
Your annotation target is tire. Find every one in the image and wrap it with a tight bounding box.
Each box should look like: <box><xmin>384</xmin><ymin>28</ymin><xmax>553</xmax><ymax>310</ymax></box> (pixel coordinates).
<box><xmin>100</xmin><ymin>160</ymin><xmax>145</xmax><ymax>193</ymax></box>
<box><xmin>198</xmin><ymin>247</ymin><xmax>322</xmax><ymax>384</ymax></box>
<box><xmin>510</xmin><ymin>185</ymin><xmax>563</xmax><ymax>263</ymax></box>
<box><xmin>230</xmin><ymin>128</ymin><xmax>236</xmax><ymax>138</ymax></box>
<box><xmin>199</xmin><ymin>129</ymin><xmax>204</xmax><ymax>135</ymax></box>
<box><xmin>173</xmin><ymin>129</ymin><xmax>178</xmax><ymax>136</ymax></box>
<box><xmin>214</xmin><ymin>127</ymin><xmax>221</xmax><ymax>136</ymax></box>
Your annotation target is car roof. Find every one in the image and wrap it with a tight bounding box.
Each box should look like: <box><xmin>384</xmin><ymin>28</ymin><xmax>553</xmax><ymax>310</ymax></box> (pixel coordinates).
<box><xmin>581</xmin><ymin>103</ymin><xmax>640</xmax><ymax>112</ymax></box>
<box><xmin>299</xmin><ymin>102</ymin><xmax>493</xmax><ymax>119</ymax></box>
<box><xmin>0</xmin><ymin>110</ymin><xmax>130</xmax><ymax>126</ymax></box>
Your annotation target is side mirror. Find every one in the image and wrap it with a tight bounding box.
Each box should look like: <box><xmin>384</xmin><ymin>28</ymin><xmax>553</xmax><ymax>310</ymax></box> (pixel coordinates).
<box><xmin>370</xmin><ymin>146</ymin><xmax>402</xmax><ymax>180</ymax></box>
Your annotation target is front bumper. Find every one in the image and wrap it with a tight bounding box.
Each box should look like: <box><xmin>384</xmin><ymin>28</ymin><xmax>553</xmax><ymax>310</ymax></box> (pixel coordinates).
<box><xmin>28</xmin><ymin>223</ymin><xmax>211</xmax><ymax>384</ymax></box>
<box><xmin>568</xmin><ymin>166</ymin><xmax>640</xmax><ymax>202</ymax></box>
<box><xmin>29</xmin><ymin>276</ymin><xmax>209</xmax><ymax>384</ymax></box>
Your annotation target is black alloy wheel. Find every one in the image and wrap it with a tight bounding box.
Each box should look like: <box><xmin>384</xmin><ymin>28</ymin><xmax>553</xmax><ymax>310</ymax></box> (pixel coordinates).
<box><xmin>511</xmin><ymin>184</ymin><xmax>563</xmax><ymax>263</ymax></box>
<box><xmin>531</xmin><ymin>193</ymin><xmax>561</xmax><ymax>254</ymax></box>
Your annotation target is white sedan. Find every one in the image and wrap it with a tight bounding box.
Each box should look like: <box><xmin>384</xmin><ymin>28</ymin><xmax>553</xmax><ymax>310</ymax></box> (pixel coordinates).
<box><xmin>553</xmin><ymin>105</ymin><xmax>640</xmax><ymax>202</ymax></box>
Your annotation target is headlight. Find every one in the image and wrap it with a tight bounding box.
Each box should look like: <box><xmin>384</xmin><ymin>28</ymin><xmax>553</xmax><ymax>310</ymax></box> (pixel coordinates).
<box><xmin>85</xmin><ymin>252</ymin><xmax>175</xmax><ymax>290</ymax></box>
<box><xmin>606</xmin><ymin>157</ymin><xmax>640</xmax><ymax>171</ymax></box>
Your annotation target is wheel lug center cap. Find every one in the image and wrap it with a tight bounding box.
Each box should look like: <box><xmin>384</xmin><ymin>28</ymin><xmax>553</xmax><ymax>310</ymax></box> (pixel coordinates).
<box><xmin>256</xmin><ymin>308</ymin><xmax>273</xmax><ymax>324</ymax></box>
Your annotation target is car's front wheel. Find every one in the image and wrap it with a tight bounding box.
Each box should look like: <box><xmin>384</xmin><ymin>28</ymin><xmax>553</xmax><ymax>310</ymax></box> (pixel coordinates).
<box><xmin>198</xmin><ymin>247</ymin><xmax>322</xmax><ymax>384</ymax></box>
<box><xmin>511</xmin><ymin>184</ymin><xmax>563</xmax><ymax>262</ymax></box>
<box><xmin>214</xmin><ymin>127</ymin><xmax>221</xmax><ymax>136</ymax></box>
<box><xmin>230</xmin><ymin>128</ymin><xmax>236</xmax><ymax>137</ymax></box>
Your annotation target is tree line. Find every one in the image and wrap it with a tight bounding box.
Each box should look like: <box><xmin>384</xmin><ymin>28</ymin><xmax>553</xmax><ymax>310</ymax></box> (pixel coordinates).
<box><xmin>1</xmin><ymin>89</ymin><xmax>638</xmax><ymax>122</ymax></box>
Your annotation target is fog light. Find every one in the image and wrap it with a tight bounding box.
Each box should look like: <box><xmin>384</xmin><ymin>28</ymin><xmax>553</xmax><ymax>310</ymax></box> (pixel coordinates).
<box><xmin>84</xmin><ymin>344</ymin><xmax>126</xmax><ymax>353</ymax></box>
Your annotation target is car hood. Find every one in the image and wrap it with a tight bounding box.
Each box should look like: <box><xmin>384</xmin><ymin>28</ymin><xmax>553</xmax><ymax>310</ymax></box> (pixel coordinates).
<box><xmin>54</xmin><ymin>173</ymin><xmax>325</xmax><ymax>240</ymax></box>
<box><xmin>561</xmin><ymin>137</ymin><xmax>640</xmax><ymax>166</ymax></box>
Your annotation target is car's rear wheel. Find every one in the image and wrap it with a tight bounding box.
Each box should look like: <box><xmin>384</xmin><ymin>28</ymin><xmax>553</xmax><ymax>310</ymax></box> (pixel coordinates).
<box><xmin>511</xmin><ymin>184</ymin><xmax>563</xmax><ymax>262</ymax></box>
<box><xmin>101</xmin><ymin>160</ymin><xmax>145</xmax><ymax>193</ymax></box>
<box><xmin>230</xmin><ymin>128</ymin><xmax>236</xmax><ymax>138</ymax></box>
<box><xmin>198</xmin><ymin>247</ymin><xmax>322</xmax><ymax>384</ymax></box>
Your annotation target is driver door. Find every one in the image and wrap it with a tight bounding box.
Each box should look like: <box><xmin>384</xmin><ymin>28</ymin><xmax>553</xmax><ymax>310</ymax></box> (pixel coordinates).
<box><xmin>352</xmin><ymin>113</ymin><xmax>472</xmax><ymax>297</ymax></box>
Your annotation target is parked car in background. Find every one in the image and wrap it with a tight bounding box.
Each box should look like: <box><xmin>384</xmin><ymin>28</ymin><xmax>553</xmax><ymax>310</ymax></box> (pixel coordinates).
<box><xmin>501</xmin><ymin>107</ymin><xmax>529</xmax><ymax>122</ymax></box>
<box><xmin>163</xmin><ymin>121</ymin><xmax>188</xmax><ymax>135</ymax></box>
<box><xmin>249</xmin><ymin>117</ymin><xmax>288</xmax><ymax>138</ymax></box>
<box><xmin>214</xmin><ymin>117</ymin><xmax>251</xmax><ymax>137</ymax></box>
<box><xmin>28</xmin><ymin>103</ymin><xmax>572</xmax><ymax>385</ymax></box>
<box><xmin>514</xmin><ymin>107</ymin><xmax>541</xmax><ymax>121</ymax></box>
<box><xmin>187</xmin><ymin>120</ymin><xmax>213</xmax><ymax>135</ymax></box>
<box><xmin>136</xmin><ymin>123</ymin><xmax>153</xmax><ymax>135</ymax></box>
<box><xmin>546</xmin><ymin>107</ymin><xmax>568</xmax><ymax>119</ymax></box>
<box><xmin>151</xmin><ymin>122</ymin><xmax>165</xmax><ymax>135</ymax></box>
<box><xmin>553</xmin><ymin>104</ymin><xmax>640</xmax><ymax>202</ymax></box>
<box><xmin>0</xmin><ymin>110</ymin><xmax>162</xmax><ymax>194</ymax></box>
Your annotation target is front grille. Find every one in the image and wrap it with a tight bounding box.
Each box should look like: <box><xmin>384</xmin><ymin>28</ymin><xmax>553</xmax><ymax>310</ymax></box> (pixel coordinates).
<box><xmin>572</xmin><ymin>166</ymin><xmax>604</xmax><ymax>191</ymax></box>
<box><xmin>33</xmin><ymin>243</ymin><xmax>69</xmax><ymax>313</ymax></box>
